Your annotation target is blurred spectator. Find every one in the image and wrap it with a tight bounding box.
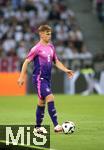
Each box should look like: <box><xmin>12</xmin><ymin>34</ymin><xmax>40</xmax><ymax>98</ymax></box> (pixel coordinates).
<box><xmin>92</xmin><ymin>0</ymin><xmax>104</xmax><ymax>22</ymax></box>
<box><xmin>14</xmin><ymin>25</ymin><xmax>24</xmax><ymax>42</ymax></box>
<box><xmin>55</xmin><ymin>20</ymin><xmax>69</xmax><ymax>42</ymax></box>
<box><xmin>48</xmin><ymin>2</ymin><xmax>61</xmax><ymax>20</ymax></box>
<box><xmin>12</xmin><ymin>0</ymin><xmax>22</xmax><ymax>10</ymax></box>
<box><xmin>96</xmin><ymin>0</ymin><xmax>104</xmax><ymax>22</ymax></box>
<box><xmin>17</xmin><ymin>41</ymin><xmax>27</xmax><ymax>60</ymax></box>
<box><xmin>0</xmin><ymin>0</ymin><xmax>9</xmax><ymax>6</ymax></box>
<box><xmin>2</xmin><ymin>36</ymin><xmax>16</xmax><ymax>55</ymax></box>
<box><xmin>68</xmin><ymin>26</ymin><xmax>84</xmax><ymax>53</ymax></box>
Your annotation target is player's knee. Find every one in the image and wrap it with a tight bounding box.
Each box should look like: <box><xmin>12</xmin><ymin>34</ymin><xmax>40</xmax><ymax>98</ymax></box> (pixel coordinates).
<box><xmin>38</xmin><ymin>99</ymin><xmax>45</xmax><ymax>106</ymax></box>
<box><xmin>45</xmin><ymin>94</ymin><xmax>54</xmax><ymax>102</ymax></box>
<box><xmin>51</xmin><ymin>94</ymin><xmax>54</xmax><ymax>100</ymax></box>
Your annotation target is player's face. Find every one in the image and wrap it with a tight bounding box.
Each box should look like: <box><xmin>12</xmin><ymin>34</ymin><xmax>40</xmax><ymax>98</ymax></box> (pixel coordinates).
<box><xmin>40</xmin><ymin>31</ymin><xmax>52</xmax><ymax>42</ymax></box>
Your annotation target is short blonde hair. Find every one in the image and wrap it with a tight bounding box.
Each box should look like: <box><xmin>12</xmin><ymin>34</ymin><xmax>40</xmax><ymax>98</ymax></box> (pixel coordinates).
<box><xmin>38</xmin><ymin>25</ymin><xmax>52</xmax><ymax>32</ymax></box>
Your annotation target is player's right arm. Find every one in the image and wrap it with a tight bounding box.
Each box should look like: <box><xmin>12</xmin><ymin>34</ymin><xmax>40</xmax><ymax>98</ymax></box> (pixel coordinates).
<box><xmin>18</xmin><ymin>45</ymin><xmax>38</xmax><ymax>86</ymax></box>
<box><xmin>18</xmin><ymin>59</ymin><xmax>31</xmax><ymax>86</ymax></box>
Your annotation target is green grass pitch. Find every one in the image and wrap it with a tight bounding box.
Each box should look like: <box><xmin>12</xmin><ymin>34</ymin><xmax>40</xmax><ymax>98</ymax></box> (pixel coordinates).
<box><xmin>0</xmin><ymin>95</ymin><xmax>104</xmax><ymax>150</ymax></box>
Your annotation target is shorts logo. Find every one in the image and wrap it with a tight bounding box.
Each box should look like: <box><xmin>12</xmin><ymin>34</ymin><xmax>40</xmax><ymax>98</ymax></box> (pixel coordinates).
<box><xmin>46</xmin><ymin>88</ymin><xmax>50</xmax><ymax>92</ymax></box>
<box><xmin>40</xmin><ymin>78</ymin><xmax>44</xmax><ymax>80</ymax></box>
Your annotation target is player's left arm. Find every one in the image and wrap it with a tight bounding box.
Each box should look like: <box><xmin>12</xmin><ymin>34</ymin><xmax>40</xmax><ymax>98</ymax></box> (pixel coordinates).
<box><xmin>55</xmin><ymin>59</ymin><xmax>74</xmax><ymax>78</ymax></box>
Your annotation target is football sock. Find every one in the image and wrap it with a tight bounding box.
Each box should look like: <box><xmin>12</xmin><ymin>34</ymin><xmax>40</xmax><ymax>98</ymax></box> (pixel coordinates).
<box><xmin>48</xmin><ymin>101</ymin><xmax>58</xmax><ymax>127</ymax></box>
<box><xmin>36</xmin><ymin>105</ymin><xmax>45</xmax><ymax>127</ymax></box>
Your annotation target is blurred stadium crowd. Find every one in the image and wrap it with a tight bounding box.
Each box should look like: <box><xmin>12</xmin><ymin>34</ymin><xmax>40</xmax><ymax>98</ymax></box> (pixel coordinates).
<box><xmin>0</xmin><ymin>0</ymin><xmax>92</xmax><ymax>61</ymax></box>
<box><xmin>0</xmin><ymin>0</ymin><xmax>104</xmax><ymax>94</ymax></box>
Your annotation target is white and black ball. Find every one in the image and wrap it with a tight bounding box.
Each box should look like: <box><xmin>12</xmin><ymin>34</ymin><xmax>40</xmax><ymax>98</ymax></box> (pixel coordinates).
<box><xmin>62</xmin><ymin>121</ymin><xmax>75</xmax><ymax>134</ymax></box>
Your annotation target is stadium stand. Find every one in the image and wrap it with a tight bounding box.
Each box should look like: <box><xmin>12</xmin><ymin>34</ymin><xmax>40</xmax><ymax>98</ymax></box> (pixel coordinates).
<box><xmin>0</xmin><ymin>0</ymin><xmax>104</xmax><ymax>95</ymax></box>
<box><xmin>0</xmin><ymin>0</ymin><xmax>92</xmax><ymax>62</ymax></box>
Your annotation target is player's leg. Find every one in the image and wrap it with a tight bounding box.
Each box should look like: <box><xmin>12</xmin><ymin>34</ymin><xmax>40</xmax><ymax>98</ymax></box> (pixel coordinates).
<box><xmin>36</xmin><ymin>79</ymin><xmax>62</xmax><ymax>132</ymax></box>
<box><xmin>45</xmin><ymin>94</ymin><xmax>62</xmax><ymax>132</ymax></box>
<box><xmin>46</xmin><ymin>94</ymin><xmax>58</xmax><ymax>126</ymax></box>
<box><xmin>32</xmin><ymin>77</ymin><xmax>46</xmax><ymax>128</ymax></box>
<box><xmin>32</xmin><ymin>78</ymin><xmax>47</xmax><ymax>133</ymax></box>
<box><xmin>34</xmin><ymin>99</ymin><xmax>47</xmax><ymax>133</ymax></box>
<box><xmin>35</xmin><ymin>99</ymin><xmax>45</xmax><ymax>128</ymax></box>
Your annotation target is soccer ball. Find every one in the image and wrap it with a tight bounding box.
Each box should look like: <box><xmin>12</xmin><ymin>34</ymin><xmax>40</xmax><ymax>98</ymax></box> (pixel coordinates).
<box><xmin>62</xmin><ymin>121</ymin><xmax>75</xmax><ymax>134</ymax></box>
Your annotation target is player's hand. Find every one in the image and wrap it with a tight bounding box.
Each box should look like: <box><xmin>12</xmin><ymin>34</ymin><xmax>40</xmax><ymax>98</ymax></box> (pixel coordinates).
<box><xmin>65</xmin><ymin>69</ymin><xmax>74</xmax><ymax>78</ymax></box>
<box><xmin>17</xmin><ymin>77</ymin><xmax>24</xmax><ymax>87</ymax></box>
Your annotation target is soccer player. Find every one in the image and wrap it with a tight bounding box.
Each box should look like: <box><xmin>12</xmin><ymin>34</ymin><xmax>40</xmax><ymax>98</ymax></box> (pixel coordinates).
<box><xmin>18</xmin><ymin>25</ymin><xmax>74</xmax><ymax>132</ymax></box>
